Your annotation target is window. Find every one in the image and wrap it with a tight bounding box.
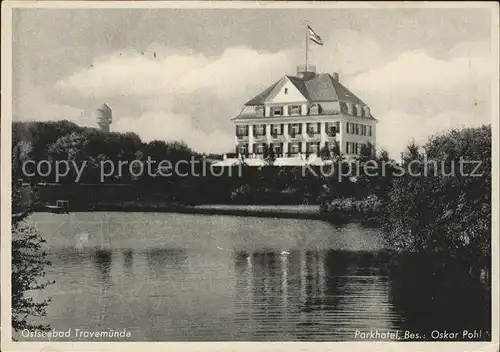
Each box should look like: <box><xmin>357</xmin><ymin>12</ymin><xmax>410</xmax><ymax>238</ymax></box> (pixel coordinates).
<box><xmin>310</xmin><ymin>104</ymin><xmax>320</xmax><ymax>115</ymax></box>
<box><xmin>347</xmin><ymin>103</ymin><xmax>353</xmax><ymax>115</ymax></box>
<box><xmin>284</xmin><ymin>88</ymin><xmax>288</xmax><ymax>94</ymax></box>
<box><xmin>307</xmin><ymin>123</ymin><xmax>319</xmax><ymax>135</ymax></box>
<box><xmin>355</xmin><ymin>124</ymin><xmax>360</xmax><ymax>135</ymax></box>
<box><xmin>335</xmin><ymin>121</ymin><xmax>340</xmax><ymax>134</ymax></box>
<box><xmin>239</xmin><ymin>144</ymin><xmax>248</xmax><ymax>154</ymax></box>
<box><xmin>254</xmin><ymin>124</ymin><xmax>265</xmax><ymax>136</ymax></box>
<box><xmin>361</xmin><ymin>125</ymin><xmax>366</xmax><ymax>136</ymax></box>
<box><xmin>256</xmin><ymin>144</ymin><xmax>264</xmax><ymax>154</ymax></box>
<box><xmin>290</xmin><ymin>123</ymin><xmax>301</xmax><ymax>136</ymax></box>
<box><xmin>273</xmin><ymin>144</ymin><xmax>282</xmax><ymax>154</ymax></box>
<box><xmin>289</xmin><ymin>105</ymin><xmax>301</xmax><ymax>116</ymax></box>
<box><xmin>345</xmin><ymin>141</ymin><xmax>350</xmax><ymax>154</ymax></box>
<box><xmin>255</xmin><ymin>106</ymin><xmax>264</xmax><ymax>117</ymax></box>
<box><xmin>309</xmin><ymin>143</ymin><xmax>319</xmax><ymax>153</ymax></box>
<box><xmin>328</xmin><ymin>124</ymin><xmax>337</xmax><ymax>137</ymax></box>
<box><xmin>347</xmin><ymin>122</ymin><xmax>353</xmax><ymax>134</ymax></box>
<box><xmin>364</xmin><ymin>106</ymin><xmax>371</xmax><ymax>117</ymax></box>
<box><xmin>290</xmin><ymin>143</ymin><xmax>300</xmax><ymax>153</ymax></box>
<box><xmin>272</xmin><ymin>106</ymin><xmax>283</xmax><ymax>116</ymax></box>
<box><xmin>340</xmin><ymin>102</ymin><xmax>348</xmax><ymax>114</ymax></box>
<box><xmin>368</xmin><ymin>126</ymin><xmax>372</xmax><ymax>137</ymax></box>
<box><xmin>236</xmin><ymin>125</ymin><xmax>248</xmax><ymax>137</ymax></box>
<box><xmin>271</xmin><ymin>124</ymin><xmax>281</xmax><ymax>136</ymax></box>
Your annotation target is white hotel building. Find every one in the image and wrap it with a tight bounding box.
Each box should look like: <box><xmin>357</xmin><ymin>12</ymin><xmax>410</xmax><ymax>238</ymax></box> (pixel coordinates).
<box><xmin>217</xmin><ymin>65</ymin><xmax>378</xmax><ymax>167</ymax></box>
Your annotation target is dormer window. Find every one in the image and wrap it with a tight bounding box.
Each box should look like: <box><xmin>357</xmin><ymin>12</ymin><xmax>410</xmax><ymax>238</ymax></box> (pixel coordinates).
<box><xmin>288</xmin><ymin>105</ymin><xmax>301</xmax><ymax>116</ymax></box>
<box><xmin>347</xmin><ymin>103</ymin><xmax>353</xmax><ymax>115</ymax></box>
<box><xmin>310</xmin><ymin>104</ymin><xmax>319</xmax><ymax>115</ymax></box>
<box><xmin>340</xmin><ymin>102</ymin><xmax>348</xmax><ymax>114</ymax></box>
<box><xmin>356</xmin><ymin>104</ymin><xmax>363</xmax><ymax>117</ymax></box>
<box><xmin>255</xmin><ymin>105</ymin><xmax>264</xmax><ymax>117</ymax></box>
<box><xmin>271</xmin><ymin>106</ymin><xmax>283</xmax><ymax>117</ymax></box>
<box><xmin>364</xmin><ymin>106</ymin><xmax>371</xmax><ymax>117</ymax></box>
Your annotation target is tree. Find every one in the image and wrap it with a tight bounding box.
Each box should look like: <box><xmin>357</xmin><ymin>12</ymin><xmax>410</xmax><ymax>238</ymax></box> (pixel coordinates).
<box><xmin>11</xmin><ymin>180</ymin><xmax>53</xmax><ymax>333</ymax></box>
<box><xmin>263</xmin><ymin>143</ymin><xmax>276</xmax><ymax>166</ymax></box>
<box><xmin>319</xmin><ymin>145</ymin><xmax>331</xmax><ymax>160</ymax></box>
<box><xmin>382</xmin><ymin>125</ymin><xmax>491</xmax><ymax>280</ymax></box>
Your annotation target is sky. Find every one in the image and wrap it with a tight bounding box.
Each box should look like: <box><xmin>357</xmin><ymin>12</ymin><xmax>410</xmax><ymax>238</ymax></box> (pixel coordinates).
<box><xmin>12</xmin><ymin>6</ymin><xmax>494</xmax><ymax>157</ymax></box>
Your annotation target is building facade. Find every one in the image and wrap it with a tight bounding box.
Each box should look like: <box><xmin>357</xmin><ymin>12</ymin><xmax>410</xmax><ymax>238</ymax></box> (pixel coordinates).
<box><xmin>231</xmin><ymin>65</ymin><xmax>377</xmax><ymax>164</ymax></box>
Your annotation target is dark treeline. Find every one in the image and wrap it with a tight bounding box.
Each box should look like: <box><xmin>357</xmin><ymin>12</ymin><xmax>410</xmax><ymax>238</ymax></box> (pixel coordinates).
<box><xmin>11</xmin><ymin>120</ymin><xmax>393</xmax><ymax>206</ymax></box>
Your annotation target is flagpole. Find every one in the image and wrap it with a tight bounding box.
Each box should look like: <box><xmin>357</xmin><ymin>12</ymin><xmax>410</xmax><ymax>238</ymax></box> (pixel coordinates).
<box><xmin>305</xmin><ymin>24</ymin><xmax>309</xmax><ymax>71</ymax></box>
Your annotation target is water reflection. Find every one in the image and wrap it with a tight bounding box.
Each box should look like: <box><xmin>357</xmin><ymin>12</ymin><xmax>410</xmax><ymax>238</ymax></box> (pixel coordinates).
<box><xmin>231</xmin><ymin>249</ymin><xmax>398</xmax><ymax>340</ymax></box>
<box><xmin>92</xmin><ymin>249</ymin><xmax>112</xmax><ymax>285</ymax></box>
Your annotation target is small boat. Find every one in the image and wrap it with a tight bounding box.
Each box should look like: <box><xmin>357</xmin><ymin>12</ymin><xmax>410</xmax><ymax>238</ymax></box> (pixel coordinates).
<box><xmin>46</xmin><ymin>200</ymin><xmax>70</xmax><ymax>214</ymax></box>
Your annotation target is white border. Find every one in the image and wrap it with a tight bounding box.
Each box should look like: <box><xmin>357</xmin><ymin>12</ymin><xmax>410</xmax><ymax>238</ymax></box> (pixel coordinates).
<box><xmin>1</xmin><ymin>2</ymin><xmax>499</xmax><ymax>352</ymax></box>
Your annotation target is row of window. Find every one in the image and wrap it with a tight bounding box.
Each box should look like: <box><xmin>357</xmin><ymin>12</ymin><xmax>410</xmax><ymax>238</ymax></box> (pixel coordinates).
<box><xmin>346</xmin><ymin>122</ymin><xmax>372</xmax><ymax>136</ymax></box>
<box><xmin>237</xmin><ymin>142</ymin><xmax>321</xmax><ymax>155</ymax></box>
<box><xmin>340</xmin><ymin>103</ymin><xmax>371</xmax><ymax>118</ymax></box>
<box><xmin>236</xmin><ymin>141</ymin><xmax>370</xmax><ymax>155</ymax></box>
<box><xmin>345</xmin><ymin>142</ymin><xmax>367</xmax><ymax>155</ymax></box>
<box><xmin>236</xmin><ymin>122</ymin><xmax>340</xmax><ymax>137</ymax></box>
<box><xmin>255</xmin><ymin>104</ymin><xmax>322</xmax><ymax>117</ymax></box>
<box><xmin>254</xmin><ymin>103</ymin><xmax>371</xmax><ymax>117</ymax></box>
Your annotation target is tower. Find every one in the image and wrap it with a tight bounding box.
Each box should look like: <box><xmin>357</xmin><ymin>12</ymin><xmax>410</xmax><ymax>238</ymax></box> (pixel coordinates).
<box><xmin>97</xmin><ymin>103</ymin><xmax>112</xmax><ymax>133</ymax></box>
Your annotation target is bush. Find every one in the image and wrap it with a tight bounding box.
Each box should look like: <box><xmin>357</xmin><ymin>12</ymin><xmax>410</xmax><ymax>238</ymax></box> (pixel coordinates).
<box><xmin>382</xmin><ymin>125</ymin><xmax>491</xmax><ymax>279</ymax></box>
<box><xmin>320</xmin><ymin>195</ymin><xmax>382</xmax><ymax>214</ymax></box>
<box><xmin>11</xmin><ymin>181</ymin><xmax>53</xmax><ymax>333</ymax></box>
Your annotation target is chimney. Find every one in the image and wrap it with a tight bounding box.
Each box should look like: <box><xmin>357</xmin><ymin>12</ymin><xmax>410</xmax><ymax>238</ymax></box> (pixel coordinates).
<box><xmin>332</xmin><ymin>72</ymin><xmax>339</xmax><ymax>82</ymax></box>
<box><xmin>296</xmin><ymin>65</ymin><xmax>316</xmax><ymax>80</ymax></box>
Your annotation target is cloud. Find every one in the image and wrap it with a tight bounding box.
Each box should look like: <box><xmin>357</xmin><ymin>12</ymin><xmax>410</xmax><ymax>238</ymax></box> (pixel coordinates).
<box><xmin>313</xmin><ymin>29</ymin><xmax>387</xmax><ymax>76</ymax></box>
<box><xmin>348</xmin><ymin>51</ymin><xmax>491</xmax><ymax>94</ymax></box>
<box><xmin>53</xmin><ymin>44</ymin><xmax>298</xmax><ymax>153</ymax></box>
<box><xmin>113</xmin><ymin>110</ymin><xmax>234</xmax><ymax>153</ymax></box>
<box><xmin>13</xmin><ymin>84</ymin><xmax>91</xmax><ymax>125</ymax></box>
<box><xmin>376</xmin><ymin>110</ymin><xmax>489</xmax><ymax>158</ymax></box>
<box><xmin>16</xmin><ymin>31</ymin><xmax>493</xmax><ymax>157</ymax></box>
<box><xmin>57</xmin><ymin>45</ymin><xmax>294</xmax><ymax>100</ymax></box>
<box><xmin>346</xmin><ymin>48</ymin><xmax>492</xmax><ymax>157</ymax></box>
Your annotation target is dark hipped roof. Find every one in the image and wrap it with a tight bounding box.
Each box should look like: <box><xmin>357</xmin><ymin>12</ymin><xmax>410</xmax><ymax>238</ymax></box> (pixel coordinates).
<box><xmin>245</xmin><ymin>79</ymin><xmax>283</xmax><ymax>106</ymax></box>
<box><xmin>244</xmin><ymin>73</ymin><xmax>366</xmax><ymax>106</ymax></box>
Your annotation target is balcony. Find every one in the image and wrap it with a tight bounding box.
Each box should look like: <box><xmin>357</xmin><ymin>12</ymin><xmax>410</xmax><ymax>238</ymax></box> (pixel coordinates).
<box><xmin>288</xmin><ymin>132</ymin><xmax>303</xmax><ymax>141</ymax></box>
<box><xmin>253</xmin><ymin>134</ymin><xmax>266</xmax><ymax>142</ymax></box>
<box><xmin>271</xmin><ymin>134</ymin><xmax>286</xmax><ymax>142</ymax></box>
<box><xmin>307</xmin><ymin>131</ymin><xmax>321</xmax><ymax>139</ymax></box>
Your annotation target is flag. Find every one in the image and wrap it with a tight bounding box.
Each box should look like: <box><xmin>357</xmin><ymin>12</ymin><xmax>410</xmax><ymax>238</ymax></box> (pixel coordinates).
<box><xmin>308</xmin><ymin>25</ymin><xmax>323</xmax><ymax>46</ymax></box>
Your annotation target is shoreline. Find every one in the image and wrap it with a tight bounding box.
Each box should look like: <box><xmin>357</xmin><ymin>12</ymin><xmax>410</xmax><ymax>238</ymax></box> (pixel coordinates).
<box><xmin>34</xmin><ymin>203</ymin><xmax>380</xmax><ymax>223</ymax></box>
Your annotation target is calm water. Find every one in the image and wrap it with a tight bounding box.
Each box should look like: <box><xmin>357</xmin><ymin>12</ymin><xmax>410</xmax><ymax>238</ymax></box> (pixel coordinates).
<box><xmin>18</xmin><ymin>212</ymin><xmax>490</xmax><ymax>341</ymax></box>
